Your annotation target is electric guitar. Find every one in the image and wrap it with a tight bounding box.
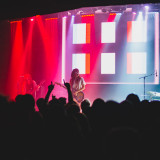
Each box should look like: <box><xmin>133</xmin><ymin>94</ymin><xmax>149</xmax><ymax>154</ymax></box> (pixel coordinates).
<box><xmin>55</xmin><ymin>82</ymin><xmax>84</xmax><ymax>103</ymax></box>
<box><xmin>72</xmin><ymin>89</ymin><xmax>84</xmax><ymax>103</ymax></box>
<box><xmin>29</xmin><ymin>80</ymin><xmax>45</xmax><ymax>95</ymax></box>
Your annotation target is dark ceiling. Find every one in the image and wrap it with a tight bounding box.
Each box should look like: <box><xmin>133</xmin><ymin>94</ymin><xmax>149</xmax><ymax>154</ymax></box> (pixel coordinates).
<box><xmin>0</xmin><ymin>0</ymin><xmax>159</xmax><ymax>20</ymax></box>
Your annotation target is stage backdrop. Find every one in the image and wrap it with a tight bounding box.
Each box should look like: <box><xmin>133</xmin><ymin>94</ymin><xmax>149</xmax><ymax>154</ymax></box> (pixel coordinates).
<box><xmin>0</xmin><ymin>3</ymin><xmax>160</xmax><ymax>103</ymax></box>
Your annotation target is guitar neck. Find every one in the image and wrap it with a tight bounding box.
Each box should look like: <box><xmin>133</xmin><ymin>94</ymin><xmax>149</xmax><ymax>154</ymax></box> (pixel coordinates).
<box><xmin>55</xmin><ymin>82</ymin><xmax>66</xmax><ymax>89</ymax></box>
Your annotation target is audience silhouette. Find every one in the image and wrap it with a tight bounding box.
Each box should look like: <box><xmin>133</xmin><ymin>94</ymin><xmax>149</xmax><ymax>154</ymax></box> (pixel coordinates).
<box><xmin>0</xmin><ymin>82</ymin><xmax>160</xmax><ymax>160</ymax></box>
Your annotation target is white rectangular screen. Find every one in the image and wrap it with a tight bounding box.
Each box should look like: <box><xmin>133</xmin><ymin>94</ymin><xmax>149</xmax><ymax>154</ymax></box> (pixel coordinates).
<box><xmin>73</xmin><ymin>23</ymin><xmax>86</xmax><ymax>44</ymax></box>
<box><xmin>101</xmin><ymin>53</ymin><xmax>115</xmax><ymax>74</ymax></box>
<box><xmin>101</xmin><ymin>22</ymin><xmax>116</xmax><ymax>43</ymax></box>
<box><xmin>127</xmin><ymin>52</ymin><xmax>147</xmax><ymax>74</ymax></box>
<box><xmin>72</xmin><ymin>54</ymin><xmax>86</xmax><ymax>74</ymax></box>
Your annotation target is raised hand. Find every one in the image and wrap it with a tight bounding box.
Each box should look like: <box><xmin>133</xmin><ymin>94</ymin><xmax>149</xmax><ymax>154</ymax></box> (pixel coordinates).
<box><xmin>63</xmin><ymin>79</ymin><xmax>73</xmax><ymax>103</ymax></box>
<box><xmin>48</xmin><ymin>81</ymin><xmax>54</xmax><ymax>92</ymax></box>
<box><xmin>63</xmin><ymin>79</ymin><xmax>70</xmax><ymax>90</ymax></box>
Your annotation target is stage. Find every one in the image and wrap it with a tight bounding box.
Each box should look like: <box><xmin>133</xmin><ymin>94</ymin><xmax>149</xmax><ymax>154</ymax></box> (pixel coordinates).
<box><xmin>0</xmin><ymin>3</ymin><xmax>160</xmax><ymax>104</ymax></box>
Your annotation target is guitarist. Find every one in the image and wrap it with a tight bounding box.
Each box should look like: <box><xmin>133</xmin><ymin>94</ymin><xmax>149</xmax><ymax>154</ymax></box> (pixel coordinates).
<box><xmin>70</xmin><ymin>68</ymin><xmax>86</xmax><ymax>105</ymax></box>
<box><xmin>17</xmin><ymin>73</ymin><xmax>40</xmax><ymax>99</ymax></box>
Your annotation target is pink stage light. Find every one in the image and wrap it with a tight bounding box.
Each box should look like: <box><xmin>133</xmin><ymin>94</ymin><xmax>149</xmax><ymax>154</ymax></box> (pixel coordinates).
<box><xmin>107</xmin><ymin>13</ymin><xmax>116</xmax><ymax>22</ymax></box>
<box><xmin>44</xmin><ymin>17</ymin><xmax>59</xmax><ymax>82</ymax></box>
<box><xmin>62</xmin><ymin>17</ymin><xmax>66</xmax><ymax>83</ymax></box>
<box><xmin>37</xmin><ymin>15</ymin><xmax>59</xmax><ymax>83</ymax></box>
<box><xmin>7</xmin><ymin>21</ymin><xmax>24</xmax><ymax>100</ymax></box>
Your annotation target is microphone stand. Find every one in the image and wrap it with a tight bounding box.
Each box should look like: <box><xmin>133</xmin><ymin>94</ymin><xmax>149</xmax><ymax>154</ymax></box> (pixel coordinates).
<box><xmin>139</xmin><ymin>72</ymin><xmax>156</xmax><ymax>100</ymax></box>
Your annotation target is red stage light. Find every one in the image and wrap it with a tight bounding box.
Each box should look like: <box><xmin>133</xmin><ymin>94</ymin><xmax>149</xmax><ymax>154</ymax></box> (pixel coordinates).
<box><xmin>81</xmin><ymin>14</ymin><xmax>94</xmax><ymax>17</ymax></box>
<box><xmin>45</xmin><ymin>18</ymin><xmax>58</xmax><ymax>20</ymax></box>
<box><xmin>10</xmin><ymin>20</ymin><xmax>22</xmax><ymax>23</ymax></box>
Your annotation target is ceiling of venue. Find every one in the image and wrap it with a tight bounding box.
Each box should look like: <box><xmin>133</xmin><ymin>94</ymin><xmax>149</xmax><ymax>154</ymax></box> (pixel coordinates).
<box><xmin>0</xmin><ymin>0</ymin><xmax>159</xmax><ymax>20</ymax></box>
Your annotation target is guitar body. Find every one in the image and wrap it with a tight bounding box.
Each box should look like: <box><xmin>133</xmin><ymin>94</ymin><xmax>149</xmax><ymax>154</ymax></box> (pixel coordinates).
<box><xmin>73</xmin><ymin>91</ymin><xmax>84</xmax><ymax>103</ymax></box>
<box><xmin>55</xmin><ymin>82</ymin><xmax>84</xmax><ymax>103</ymax></box>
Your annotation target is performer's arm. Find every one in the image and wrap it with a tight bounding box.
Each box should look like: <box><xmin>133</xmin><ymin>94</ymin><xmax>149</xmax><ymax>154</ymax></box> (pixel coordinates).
<box><xmin>81</xmin><ymin>77</ymin><xmax>86</xmax><ymax>91</ymax></box>
<box><xmin>76</xmin><ymin>84</ymin><xmax>85</xmax><ymax>93</ymax></box>
<box><xmin>74</xmin><ymin>78</ymin><xmax>86</xmax><ymax>95</ymax></box>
